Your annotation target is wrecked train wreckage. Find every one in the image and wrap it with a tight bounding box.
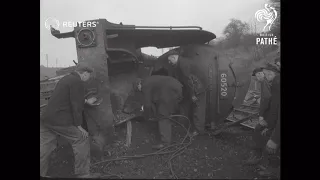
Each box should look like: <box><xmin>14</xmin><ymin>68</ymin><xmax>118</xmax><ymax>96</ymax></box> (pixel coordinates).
<box><xmin>43</xmin><ymin>19</ymin><xmax>217</xmax><ymax>154</ymax></box>
<box><xmin>124</xmin><ymin>44</ymin><xmax>253</xmax><ymax>129</ymax></box>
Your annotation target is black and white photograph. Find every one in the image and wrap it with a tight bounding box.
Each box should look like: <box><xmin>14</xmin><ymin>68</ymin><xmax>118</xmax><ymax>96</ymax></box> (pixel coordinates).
<box><xmin>40</xmin><ymin>0</ymin><xmax>281</xmax><ymax>178</ymax></box>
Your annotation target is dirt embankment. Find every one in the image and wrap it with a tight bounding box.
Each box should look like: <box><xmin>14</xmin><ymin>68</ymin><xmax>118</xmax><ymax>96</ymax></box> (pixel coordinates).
<box><xmin>47</xmin><ymin>117</ymin><xmax>279</xmax><ymax>179</ymax></box>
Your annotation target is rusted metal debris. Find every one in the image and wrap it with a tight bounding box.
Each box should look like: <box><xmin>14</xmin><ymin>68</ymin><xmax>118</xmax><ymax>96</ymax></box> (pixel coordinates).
<box><xmin>212</xmin><ymin>89</ymin><xmax>261</xmax><ymax>135</ymax></box>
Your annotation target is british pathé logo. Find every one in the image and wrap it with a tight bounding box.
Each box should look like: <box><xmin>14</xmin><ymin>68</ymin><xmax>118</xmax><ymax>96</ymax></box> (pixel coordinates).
<box><xmin>255</xmin><ymin>4</ymin><xmax>278</xmax><ymax>32</ymax></box>
<box><xmin>256</xmin><ymin>34</ymin><xmax>277</xmax><ymax>45</ymax></box>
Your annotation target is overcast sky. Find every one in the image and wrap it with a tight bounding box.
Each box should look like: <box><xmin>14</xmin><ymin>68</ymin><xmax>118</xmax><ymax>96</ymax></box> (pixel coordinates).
<box><xmin>40</xmin><ymin>0</ymin><xmax>268</xmax><ymax>67</ymax></box>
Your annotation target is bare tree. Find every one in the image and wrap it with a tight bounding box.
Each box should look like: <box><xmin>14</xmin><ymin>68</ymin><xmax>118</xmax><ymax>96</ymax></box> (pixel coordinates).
<box><xmin>223</xmin><ymin>19</ymin><xmax>250</xmax><ymax>49</ymax></box>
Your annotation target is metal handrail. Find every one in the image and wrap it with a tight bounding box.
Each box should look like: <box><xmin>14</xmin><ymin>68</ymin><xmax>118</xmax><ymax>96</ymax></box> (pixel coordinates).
<box><xmin>108</xmin><ymin>26</ymin><xmax>202</xmax><ymax>30</ymax></box>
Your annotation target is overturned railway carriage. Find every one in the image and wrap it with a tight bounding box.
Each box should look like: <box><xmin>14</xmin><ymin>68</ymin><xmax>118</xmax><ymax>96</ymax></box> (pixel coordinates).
<box><xmin>45</xmin><ymin>19</ymin><xmax>252</xmax><ymax>153</ymax></box>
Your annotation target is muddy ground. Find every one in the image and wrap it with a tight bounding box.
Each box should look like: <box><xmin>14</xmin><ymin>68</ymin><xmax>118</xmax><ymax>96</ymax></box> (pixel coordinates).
<box><xmin>47</xmin><ymin>117</ymin><xmax>279</xmax><ymax>179</ymax></box>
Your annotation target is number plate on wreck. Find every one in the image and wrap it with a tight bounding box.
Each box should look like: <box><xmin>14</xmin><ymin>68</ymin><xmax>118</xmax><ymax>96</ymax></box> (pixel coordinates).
<box><xmin>219</xmin><ymin>70</ymin><xmax>228</xmax><ymax>99</ymax></box>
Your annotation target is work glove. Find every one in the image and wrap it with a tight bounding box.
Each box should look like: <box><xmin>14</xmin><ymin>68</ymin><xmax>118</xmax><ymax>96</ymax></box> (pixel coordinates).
<box><xmin>266</xmin><ymin>139</ymin><xmax>278</xmax><ymax>154</ymax></box>
<box><xmin>261</xmin><ymin>128</ymin><xmax>268</xmax><ymax>136</ymax></box>
<box><xmin>191</xmin><ymin>95</ymin><xmax>198</xmax><ymax>103</ymax></box>
<box><xmin>258</xmin><ymin>116</ymin><xmax>268</xmax><ymax>126</ymax></box>
<box><xmin>86</xmin><ymin>97</ymin><xmax>97</xmax><ymax>105</ymax></box>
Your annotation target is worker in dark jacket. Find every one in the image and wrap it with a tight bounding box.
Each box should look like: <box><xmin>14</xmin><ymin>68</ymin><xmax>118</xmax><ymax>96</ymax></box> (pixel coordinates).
<box><xmin>252</xmin><ymin>67</ymin><xmax>272</xmax><ymax>127</ymax></box>
<box><xmin>123</xmin><ymin>75</ymin><xmax>183</xmax><ymax>149</ymax></box>
<box><xmin>257</xmin><ymin>67</ymin><xmax>281</xmax><ymax>177</ymax></box>
<box><xmin>152</xmin><ymin>49</ymin><xmax>180</xmax><ymax>77</ymax></box>
<box><xmin>264</xmin><ymin>74</ymin><xmax>280</xmax><ymax>152</ymax></box>
<box><xmin>167</xmin><ymin>52</ymin><xmax>211</xmax><ymax>136</ymax></box>
<box><xmin>245</xmin><ymin>66</ymin><xmax>280</xmax><ymax>173</ymax></box>
<box><xmin>154</xmin><ymin>46</ymin><xmax>217</xmax><ymax>136</ymax></box>
<box><xmin>40</xmin><ymin>62</ymin><xmax>100</xmax><ymax>178</ymax></box>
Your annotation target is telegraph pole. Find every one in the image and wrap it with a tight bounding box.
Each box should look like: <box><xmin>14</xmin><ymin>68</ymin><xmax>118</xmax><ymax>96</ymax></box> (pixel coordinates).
<box><xmin>46</xmin><ymin>54</ymin><xmax>48</xmax><ymax>67</ymax></box>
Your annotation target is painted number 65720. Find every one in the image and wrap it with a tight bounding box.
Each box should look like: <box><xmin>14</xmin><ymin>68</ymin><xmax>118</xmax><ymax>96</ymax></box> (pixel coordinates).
<box><xmin>220</xmin><ymin>73</ymin><xmax>228</xmax><ymax>99</ymax></box>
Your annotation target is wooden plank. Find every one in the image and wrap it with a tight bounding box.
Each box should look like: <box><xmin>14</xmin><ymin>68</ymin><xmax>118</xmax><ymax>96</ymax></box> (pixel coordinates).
<box><xmin>114</xmin><ymin>115</ymin><xmax>137</xmax><ymax>126</ymax></box>
<box><xmin>241</xmin><ymin>103</ymin><xmax>259</xmax><ymax>108</ymax></box>
<box><xmin>213</xmin><ymin>113</ymin><xmax>258</xmax><ymax>135</ymax></box>
<box><xmin>234</xmin><ymin>108</ymin><xmax>259</xmax><ymax>114</ymax></box>
<box><xmin>225</xmin><ymin>117</ymin><xmax>236</xmax><ymax>122</ymax></box>
<box><xmin>125</xmin><ymin>121</ymin><xmax>132</xmax><ymax>147</ymax></box>
<box><xmin>248</xmin><ymin>90</ymin><xmax>261</xmax><ymax>94</ymax></box>
<box><xmin>40</xmin><ymin>104</ymin><xmax>47</xmax><ymax>108</ymax></box>
<box><xmin>225</xmin><ymin>118</ymin><xmax>256</xmax><ymax>129</ymax></box>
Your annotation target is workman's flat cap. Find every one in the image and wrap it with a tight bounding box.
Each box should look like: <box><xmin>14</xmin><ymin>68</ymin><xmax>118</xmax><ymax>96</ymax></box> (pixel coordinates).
<box><xmin>75</xmin><ymin>62</ymin><xmax>94</xmax><ymax>73</ymax></box>
<box><xmin>263</xmin><ymin>63</ymin><xmax>279</xmax><ymax>72</ymax></box>
<box><xmin>252</xmin><ymin>67</ymin><xmax>264</xmax><ymax>76</ymax></box>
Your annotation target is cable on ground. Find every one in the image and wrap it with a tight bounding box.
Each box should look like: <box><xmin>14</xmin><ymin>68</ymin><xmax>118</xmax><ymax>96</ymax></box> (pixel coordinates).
<box><xmin>92</xmin><ymin>114</ymin><xmax>194</xmax><ymax>179</ymax></box>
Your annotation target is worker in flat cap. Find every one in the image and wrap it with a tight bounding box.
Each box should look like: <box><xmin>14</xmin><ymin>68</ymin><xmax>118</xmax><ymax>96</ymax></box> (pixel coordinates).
<box><xmin>264</xmin><ymin>63</ymin><xmax>280</xmax><ymax>75</ymax></box>
<box><xmin>274</xmin><ymin>57</ymin><xmax>280</xmax><ymax>72</ymax></box>
<box><xmin>40</xmin><ymin>62</ymin><xmax>102</xmax><ymax>178</ymax></box>
<box><xmin>252</xmin><ymin>67</ymin><xmax>265</xmax><ymax>82</ymax></box>
<box><xmin>245</xmin><ymin>64</ymin><xmax>281</xmax><ymax>177</ymax></box>
<box><xmin>245</xmin><ymin>66</ymin><xmax>272</xmax><ymax>163</ymax></box>
<box><xmin>252</xmin><ymin>66</ymin><xmax>272</xmax><ymax>138</ymax></box>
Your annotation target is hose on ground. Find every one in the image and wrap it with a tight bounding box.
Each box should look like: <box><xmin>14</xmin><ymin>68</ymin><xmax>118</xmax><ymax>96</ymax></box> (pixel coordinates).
<box><xmin>92</xmin><ymin>114</ymin><xmax>194</xmax><ymax>179</ymax></box>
